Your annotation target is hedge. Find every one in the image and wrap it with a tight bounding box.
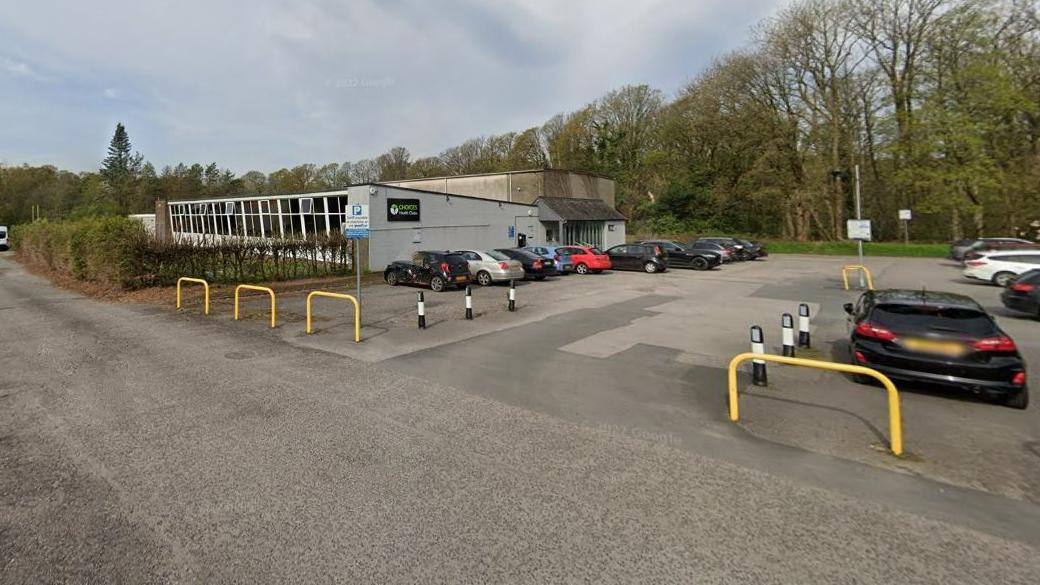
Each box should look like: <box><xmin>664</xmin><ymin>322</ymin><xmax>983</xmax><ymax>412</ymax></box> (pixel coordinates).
<box><xmin>13</xmin><ymin>217</ymin><xmax>355</xmax><ymax>289</ymax></box>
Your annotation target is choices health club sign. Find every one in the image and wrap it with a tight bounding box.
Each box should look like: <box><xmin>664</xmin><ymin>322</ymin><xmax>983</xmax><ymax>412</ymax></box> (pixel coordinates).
<box><xmin>387</xmin><ymin>198</ymin><xmax>421</xmax><ymax>222</ymax></box>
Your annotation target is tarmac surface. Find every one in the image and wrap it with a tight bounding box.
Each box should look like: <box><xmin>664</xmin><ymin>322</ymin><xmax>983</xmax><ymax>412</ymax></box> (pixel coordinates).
<box><xmin>2</xmin><ymin>252</ymin><xmax>1039</xmax><ymax>583</ymax></box>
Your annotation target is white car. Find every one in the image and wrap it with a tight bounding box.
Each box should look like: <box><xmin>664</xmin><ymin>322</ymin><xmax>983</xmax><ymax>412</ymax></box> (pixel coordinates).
<box><xmin>963</xmin><ymin>250</ymin><xmax>1040</xmax><ymax>286</ymax></box>
<box><xmin>0</xmin><ymin>225</ymin><xmax>8</xmax><ymax>251</ymax></box>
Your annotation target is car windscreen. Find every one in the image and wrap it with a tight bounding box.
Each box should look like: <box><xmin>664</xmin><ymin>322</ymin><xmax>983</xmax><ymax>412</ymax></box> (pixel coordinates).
<box><xmin>1016</xmin><ymin>269</ymin><xmax>1040</xmax><ymax>284</ymax></box>
<box><xmin>871</xmin><ymin>304</ymin><xmax>998</xmax><ymax>337</ymax></box>
<box><xmin>486</xmin><ymin>250</ymin><xmax>511</xmax><ymax>261</ymax></box>
<box><xmin>506</xmin><ymin>249</ymin><xmax>541</xmax><ymax>261</ymax></box>
<box><xmin>588</xmin><ymin>247</ymin><xmax>603</xmax><ymax>255</ymax></box>
<box><xmin>441</xmin><ymin>254</ymin><xmax>468</xmax><ymax>266</ymax></box>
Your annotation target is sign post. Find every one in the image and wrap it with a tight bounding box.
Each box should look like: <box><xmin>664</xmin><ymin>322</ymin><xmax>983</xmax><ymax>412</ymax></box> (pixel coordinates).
<box><xmin>898</xmin><ymin>209</ymin><xmax>912</xmax><ymax>244</ymax></box>
<box><xmin>344</xmin><ymin>203</ymin><xmax>370</xmax><ymax>308</ymax></box>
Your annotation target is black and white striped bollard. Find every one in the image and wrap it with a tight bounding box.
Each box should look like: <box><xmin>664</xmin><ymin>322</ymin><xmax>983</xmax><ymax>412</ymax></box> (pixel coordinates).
<box><xmin>798</xmin><ymin>303</ymin><xmax>811</xmax><ymax>348</ymax></box>
<box><xmin>781</xmin><ymin>313</ymin><xmax>795</xmax><ymax>357</ymax></box>
<box><xmin>508</xmin><ymin>280</ymin><xmax>516</xmax><ymax>312</ymax></box>
<box><xmin>750</xmin><ymin>325</ymin><xmax>768</xmax><ymax>386</ymax></box>
<box><xmin>417</xmin><ymin>291</ymin><xmax>426</xmax><ymax>329</ymax></box>
<box><xmin>465</xmin><ymin>286</ymin><xmax>473</xmax><ymax>320</ymax></box>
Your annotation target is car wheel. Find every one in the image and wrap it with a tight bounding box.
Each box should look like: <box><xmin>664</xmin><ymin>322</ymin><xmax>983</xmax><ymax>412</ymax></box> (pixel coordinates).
<box><xmin>430</xmin><ymin>276</ymin><xmax>445</xmax><ymax>292</ymax></box>
<box><xmin>575</xmin><ymin>263</ymin><xmax>589</xmax><ymax>275</ymax></box>
<box><xmin>591</xmin><ymin>269</ymin><xmax>603</xmax><ymax>274</ymax></box>
<box><xmin>992</xmin><ymin>271</ymin><xmax>1015</xmax><ymax>287</ymax></box>
<box><xmin>643</xmin><ymin>262</ymin><xmax>658</xmax><ymax>273</ymax></box>
<box><xmin>1004</xmin><ymin>387</ymin><xmax>1029</xmax><ymax>409</ymax></box>
<box><xmin>385</xmin><ymin>271</ymin><xmax>399</xmax><ymax>286</ymax></box>
<box><xmin>476</xmin><ymin>271</ymin><xmax>493</xmax><ymax>286</ymax></box>
<box><xmin>851</xmin><ymin>373</ymin><xmax>873</xmax><ymax>385</ymax></box>
<box><xmin>691</xmin><ymin>257</ymin><xmax>709</xmax><ymax>271</ymax></box>
<box><xmin>534</xmin><ymin>275</ymin><xmax>546</xmax><ymax>281</ymax></box>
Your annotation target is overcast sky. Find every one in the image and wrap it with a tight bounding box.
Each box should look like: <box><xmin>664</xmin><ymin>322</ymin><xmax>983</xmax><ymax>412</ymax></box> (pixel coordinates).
<box><xmin>0</xmin><ymin>0</ymin><xmax>784</xmax><ymax>174</ymax></box>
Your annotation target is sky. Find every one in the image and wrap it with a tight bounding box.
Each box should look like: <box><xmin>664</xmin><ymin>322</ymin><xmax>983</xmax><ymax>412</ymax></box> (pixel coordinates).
<box><xmin>0</xmin><ymin>0</ymin><xmax>785</xmax><ymax>174</ymax></box>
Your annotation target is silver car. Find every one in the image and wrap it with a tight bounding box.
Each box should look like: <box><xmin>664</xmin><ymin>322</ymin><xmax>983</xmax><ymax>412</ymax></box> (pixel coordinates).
<box><xmin>455</xmin><ymin>250</ymin><xmax>526</xmax><ymax>286</ymax></box>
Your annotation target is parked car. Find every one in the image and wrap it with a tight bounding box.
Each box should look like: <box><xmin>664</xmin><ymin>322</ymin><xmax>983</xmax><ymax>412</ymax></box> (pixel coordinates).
<box><xmin>556</xmin><ymin>245</ymin><xmax>612</xmax><ymax>274</ymax></box>
<box><xmin>384</xmin><ymin>250</ymin><xmax>472</xmax><ymax>292</ymax></box>
<box><xmin>0</xmin><ymin>225</ymin><xmax>7</xmax><ymax>251</ymax></box>
<box><xmin>961</xmin><ymin>239</ymin><xmax>1040</xmax><ymax>263</ymax></box>
<box><xmin>736</xmin><ymin>238</ymin><xmax>768</xmax><ymax>259</ymax></box>
<box><xmin>692</xmin><ymin>237</ymin><xmax>748</xmax><ymax>260</ymax></box>
<box><xmin>604</xmin><ymin>243</ymin><xmax>668</xmax><ymax>273</ymax></box>
<box><xmin>688</xmin><ymin>240</ymin><xmax>735</xmax><ymax>263</ymax></box>
<box><xmin>951</xmin><ymin>237</ymin><xmax>1035</xmax><ymax>262</ymax></box>
<box><xmin>455</xmin><ymin>249</ymin><xmax>525</xmax><ymax>286</ymax></box>
<box><xmin>1000</xmin><ymin>268</ymin><xmax>1040</xmax><ymax>319</ymax></box>
<box><xmin>963</xmin><ymin>250</ymin><xmax>1040</xmax><ymax>287</ymax></box>
<box><xmin>494</xmin><ymin>248</ymin><xmax>559</xmax><ymax>280</ymax></box>
<box><xmin>845</xmin><ymin>289</ymin><xmax>1028</xmax><ymax>409</ymax></box>
<box><xmin>521</xmin><ymin>245</ymin><xmax>574</xmax><ymax>274</ymax></box>
<box><xmin>636</xmin><ymin>240</ymin><xmax>721</xmax><ymax>270</ymax></box>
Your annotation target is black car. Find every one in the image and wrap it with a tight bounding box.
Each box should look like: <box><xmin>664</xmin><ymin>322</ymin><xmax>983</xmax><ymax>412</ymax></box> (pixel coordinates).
<box><xmin>845</xmin><ymin>289</ymin><xmax>1028</xmax><ymax>409</ymax></box>
<box><xmin>1001</xmin><ymin>269</ymin><xmax>1040</xmax><ymax>318</ymax></box>
<box><xmin>384</xmin><ymin>250</ymin><xmax>472</xmax><ymax>292</ymax></box>
<box><xmin>636</xmin><ymin>240</ymin><xmax>721</xmax><ymax>270</ymax></box>
<box><xmin>692</xmin><ymin>237</ymin><xmax>747</xmax><ymax>261</ymax></box>
<box><xmin>494</xmin><ymin>248</ymin><xmax>558</xmax><ymax>280</ymax></box>
<box><xmin>604</xmin><ymin>243</ymin><xmax>668</xmax><ymax>273</ymax></box>
<box><xmin>688</xmin><ymin>240</ymin><xmax>735</xmax><ymax>263</ymax></box>
<box><xmin>736</xmin><ymin>238</ymin><xmax>768</xmax><ymax>259</ymax></box>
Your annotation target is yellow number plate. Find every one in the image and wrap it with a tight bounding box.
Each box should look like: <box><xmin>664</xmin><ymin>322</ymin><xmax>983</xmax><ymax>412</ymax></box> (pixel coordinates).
<box><xmin>902</xmin><ymin>338</ymin><xmax>965</xmax><ymax>357</ymax></box>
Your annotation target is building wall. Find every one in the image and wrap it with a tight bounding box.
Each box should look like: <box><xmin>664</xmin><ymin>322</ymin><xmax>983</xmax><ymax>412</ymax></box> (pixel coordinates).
<box><xmin>383</xmin><ymin>170</ymin><xmax>613</xmax><ymax>205</ymax></box>
<box><xmin>356</xmin><ymin>185</ymin><xmax>544</xmax><ymax>269</ymax></box>
<box><xmin>604</xmin><ymin>220</ymin><xmax>626</xmax><ymax>248</ymax></box>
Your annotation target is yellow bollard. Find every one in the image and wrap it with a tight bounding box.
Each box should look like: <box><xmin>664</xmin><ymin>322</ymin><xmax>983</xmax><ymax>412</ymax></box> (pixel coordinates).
<box><xmin>234</xmin><ymin>285</ymin><xmax>277</xmax><ymax>328</ymax></box>
<box><xmin>305</xmin><ymin>291</ymin><xmax>361</xmax><ymax>343</ymax></box>
<box><xmin>726</xmin><ymin>352</ymin><xmax>903</xmax><ymax>456</ymax></box>
<box><xmin>176</xmin><ymin>277</ymin><xmax>210</xmax><ymax>315</ymax></box>
<box><xmin>841</xmin><ymin>265</ymin><xmax>874</xmax><ymax>291</ymax></box>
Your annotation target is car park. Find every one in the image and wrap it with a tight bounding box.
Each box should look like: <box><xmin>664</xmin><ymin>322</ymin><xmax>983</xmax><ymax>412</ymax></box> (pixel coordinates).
<box><xmin>522</xmin><ymin>245</ymin><xmax>575</xmax><ymax>274</ymax></box>
<box><xmin>455</xmin><ymin>249</ymin><xmax>525</xmax><ymax>286</ymax></box>
<box><xmin>845</xmin><ymin>289</ymin><xmax>1028</xmax><ymax>409</ymax></box>
<box><xmin>1001</xmin><ymin>269</ymin><xmax>1040</xmax><ymax>319</ymax></box>
<box><xmin>688</xmin><ymin>240</ymin><xmax>734</xmax><ymax>263</ymax></box>
<box><xmin>495</xmin><ymin>248</ymin><xmax>559</xmax><ymax>280</ymax></box>
<box><xmin>636</xmin><ymin>239</ymin><xmax>720</xmax><ymax>270</ymax></box>
<box><xmin>556</xmin><ymin>245</ymin><xmax>612</xmax><ymax>274</ymax></box>
<box><xmin>384</xmin><ymin>250</ymin><xmax>472</xmax><ymax>292</ymax></box>
<box><xmin>604</xmin><ymin>243</ymin><xmax>668</xmax><ymax>273</ymax></box>
<box><xmin>963</xmin><ymin>250</ymin><xmax>1040</xmax><ymax>286</ymax></box>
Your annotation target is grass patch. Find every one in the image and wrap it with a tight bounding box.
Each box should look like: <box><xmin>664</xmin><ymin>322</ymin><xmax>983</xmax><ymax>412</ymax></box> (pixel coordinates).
<box><xmin>765</xmin><ymin>240</ymin><xmax>948</xmax><ymax>258</ymax></box>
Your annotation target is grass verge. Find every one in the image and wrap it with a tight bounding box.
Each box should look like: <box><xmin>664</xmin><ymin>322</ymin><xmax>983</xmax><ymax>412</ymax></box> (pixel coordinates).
<box><xmin>765</xmin><ymin>241</ymin><xmax>947</xmax><ymax>257</ymax></box>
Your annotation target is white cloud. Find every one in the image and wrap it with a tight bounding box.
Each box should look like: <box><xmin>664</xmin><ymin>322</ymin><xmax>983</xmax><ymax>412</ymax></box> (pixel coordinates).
<box><xmin>0</xmin><ymin>0</ymin><xmax>786</xmax><ymax>172</ymax></box>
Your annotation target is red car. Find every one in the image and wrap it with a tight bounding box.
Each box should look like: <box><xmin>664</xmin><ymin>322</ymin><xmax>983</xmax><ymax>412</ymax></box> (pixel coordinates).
<box><xmin>558</xmin><ymin>245</ymin><xmax>612</xmax><ymax>274</ymax></box>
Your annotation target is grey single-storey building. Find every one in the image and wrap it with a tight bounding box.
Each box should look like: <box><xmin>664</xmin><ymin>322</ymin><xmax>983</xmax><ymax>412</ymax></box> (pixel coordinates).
<box><xmin>158</xmin><ymin>171</ymin><xmax>626</xmax><ymax>271</ymax></box>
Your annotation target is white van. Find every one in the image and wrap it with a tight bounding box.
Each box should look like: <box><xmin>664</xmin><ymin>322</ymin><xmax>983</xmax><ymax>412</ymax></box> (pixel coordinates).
<box><xmin>0</xmin><ymin>225</ymin><xmax>8</xmax><ymax>251</ymax></box>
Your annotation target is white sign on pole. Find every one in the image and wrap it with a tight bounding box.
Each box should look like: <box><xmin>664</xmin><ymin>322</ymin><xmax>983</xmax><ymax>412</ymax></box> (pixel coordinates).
<box><xmin>847</xmin><ymin>219</ymin><xmax>872</xmax><ymax>241</ymax></box>
<box><xmin>343</xmin><ymin>204</ymin><xmax>370</xmax><ymax>239</ymax></box>
<box><xmin>898</xmin><ymin>209</ymin><xmax>912</xmax><ymax>221</ymax></box>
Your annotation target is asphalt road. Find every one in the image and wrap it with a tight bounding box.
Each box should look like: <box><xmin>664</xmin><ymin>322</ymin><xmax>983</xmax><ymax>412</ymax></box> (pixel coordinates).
<box><xmin>2</xmin><ymin>253</ymin><xmax>1039</xmax><ymax>584</ymax></box>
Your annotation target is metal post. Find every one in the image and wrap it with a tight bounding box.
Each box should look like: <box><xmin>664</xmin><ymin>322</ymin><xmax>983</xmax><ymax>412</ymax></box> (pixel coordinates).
<box><xmin>781</xmin><ymin>313</ymin><xmax>796</xmax><ymax>357</ymax></box>
<box><xmin>798</xmin><ymin>303</ymin><xmax>811</xmax><ymax>348</ymax></box>
<box><xmin>855</xmin><ymin>164</ymin><xmax>865</xmax><ymax>289</ymax></box>
<box><xmin>750</xmin><ymin>325</ymin><xmax>767</xmax><ymax>386</ymax></box>
<box><xmin>355</xmin><ymin>240</ymin><xmax>362</xmax><ymax>309</ymax></box>
<box><xmin>417</xmin><ymin>291</ymin><xmax>426</xmax><ymax>329</ymax></box>
<box><xmin>465</xmin><ymin>286</ymin><xmax>473</xmax><ymax>320</ymax></box>
<box><xmin>508</xmin><ymin>280</ymin><xmax>516</xmax><ymax>312</ymax></box>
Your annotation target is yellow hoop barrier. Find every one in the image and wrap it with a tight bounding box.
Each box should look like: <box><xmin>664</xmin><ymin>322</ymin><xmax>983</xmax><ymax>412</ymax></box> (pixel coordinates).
<box><xmin>727</xmin><ymin>352</ymin><xmax>903</xmax><ymax>456</ymax></box>
<box><xmin>306</xmin><ymin>291</ymin><xmax>361</xmax><ymax>343</ymax></box>
<box><xmin>234</xmin><ymin>285</ymin><xmax>277</xmax><ymax>328</ymax></box>
<box><xmin>842</xmin><ymin>264</ymin><xmax>874</xmax><ymax>291</ymax></box>
<box><xmin>176</xmin><ymin>277</ymin><xmax>210</xmax><ymax>315</ymax></box>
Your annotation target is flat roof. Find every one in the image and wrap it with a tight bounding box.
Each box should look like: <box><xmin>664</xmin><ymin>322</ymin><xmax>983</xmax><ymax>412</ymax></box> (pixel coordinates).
<box><xmin>166</xmin><ymin>183</ymin><xmax>537</xmax><ymax>208</ymax></box>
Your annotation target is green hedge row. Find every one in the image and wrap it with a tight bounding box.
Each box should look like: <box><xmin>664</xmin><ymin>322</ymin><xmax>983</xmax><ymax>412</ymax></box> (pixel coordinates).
<box><xmin>13</xmin><ymin>218</ymin><xmax>355</xmax><ymax>289</ymax></box>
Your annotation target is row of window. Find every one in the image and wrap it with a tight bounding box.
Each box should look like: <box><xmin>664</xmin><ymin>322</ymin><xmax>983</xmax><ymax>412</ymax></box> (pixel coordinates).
<box><xmin>169</xmin><ymin>196</ymin><xmax>351</xmax><ymax>239</ymax></box>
